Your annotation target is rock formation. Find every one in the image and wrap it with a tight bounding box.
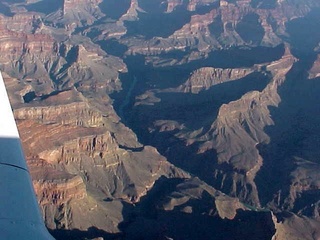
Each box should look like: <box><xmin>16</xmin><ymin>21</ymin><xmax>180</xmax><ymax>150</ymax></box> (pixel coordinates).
<box><xmin>178</xmin><ymin>66</ymin><xmax>254</xmax><ymax>93</ymax></box>
<box><xmin>1</xmin><ymin>0</ymin><xmax>320</xmax><ymax>239</ymax></box>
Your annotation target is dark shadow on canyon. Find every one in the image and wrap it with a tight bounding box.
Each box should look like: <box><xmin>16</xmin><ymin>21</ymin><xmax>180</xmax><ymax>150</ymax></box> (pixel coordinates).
<box><xmin>250</xmin><ymin>0</ymin><xmax>277</xmax><ymax>9</ymax></box>
<box><xmin>99</xmin><ymin>0</ymin><xmax>131</xmax><ymax>20</ymax></box>
<box><xmin>0</xmin><ymin>1</ymin><xmax>13</xmax><ymax>17</ymax></box>
<box><xmin>110</xmin><ymin>44</ymin><xmax>283</xmax><ymax>189</ymax></box>
<box><xmin>111</xmin><ymin>44</ymin><xmax>284</xmax><ymax>124</ymax></box>
<box><xmin>117</xmin><ymin>177</ymin><xmax>276</xmax><ymax>240</ymax></box>
<box><xmin>122</xmin><ymin>44</ymin><xmax>285</xmax><ymax>71</ymax></box>
<box><xmin>256</xmin><ymin>54</ymin><xmax>320</xmax><ymax>208</ymax></box>
<box><xmin>131</xmin><ymin>71</ymin><xmax>270</xmax><ymax>131</ymax></box>
<box><xmin>256</xmin><ymin>56</ymin><xmax>320</xmax><ymax>204</ymax></box>
<box><xmin>286</xmin><ymin>7</ymin><xmax>320</xmax><ymax>57</ymax></box>
<box><xmin>124</xmin><ymin>0</ymin><xmax>221</xmax><ymax>40</ymax></box>
<box><xmin>25</xmin><ymin>0</ymin><xmax>63</xmax><ymax>15</ymax></box>
<box><xmin>49</xmin><ymin>226</ymin><xmax>122</xmax><ymax>240</ymax></box>
<box><xmin>124</xmin><ymin>8</ymin><xmax>191</xmax><ymax>39</ymax></box>
<box><xmin>255</xmin><ymin>8</ymin><xmax>320</xmax><ymax>209</ymax></box>
<box><xmin>120</xmin><ymin>71</ymin><xmax>270</xmax><ymax>187</ymax></box>
<box><xmin>236</xmin><ymin>13</ymin><xmax>265</xmax><ymax>44</ymax></box>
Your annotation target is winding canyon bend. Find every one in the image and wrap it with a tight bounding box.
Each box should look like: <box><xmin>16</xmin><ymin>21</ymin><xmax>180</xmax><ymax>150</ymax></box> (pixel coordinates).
<box><xmin>1</xmin><ymin>0</ymin><xmax>320</xmax><ymax>239</ymax></box>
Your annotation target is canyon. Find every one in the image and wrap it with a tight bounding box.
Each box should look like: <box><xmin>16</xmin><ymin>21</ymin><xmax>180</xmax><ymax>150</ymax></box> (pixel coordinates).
<box><xmin>1</xmin><ymin>0</ymin><xmax>320</xmax><ymax>239</ymax></box>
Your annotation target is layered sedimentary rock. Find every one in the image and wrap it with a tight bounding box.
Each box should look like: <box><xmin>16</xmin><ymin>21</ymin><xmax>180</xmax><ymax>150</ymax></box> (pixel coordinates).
<box><xmin>45</xmin><ymin>0</ymin><xmax>104</xmax><ymax>30</ymax></box>
<box><xmin>0</xmin><ymin>9</ymin><xmax>183</xmax><ymax>233</ymax></box>
<box><xmin>179</xmin><ymin>67</ymin><xmax>254</xmax><ymax>93</ymax></box>
<box><xmin>197</xmin><ymin>48</ymin><xmax>296</xmax><ymax>205</ymax></box>
<box><xmin>114</xmin><ymin>0</ymin><xmax>319</xmax><ymax>66</ymax></box>
<box><xmin>2</xmin><ymin>0</ymin><xmax>320</xmax><ymax>239</ymax></box>
<box><xmin>120</xmin><ymin>0</ymin><xmax>141</xmax><ymax>21</ymax></box>
<box><xmin>131</xmin><ymin>45</ymin><xmax>297</xmax><ymax>208</ymax></box>
<box><xmin>0</xmin><ymin>13</ymin><xmax>43</xmax><ymax>33</ymax></box>
<box><xmin>122</xmin><ymin>177</ymin><xmax>276</xmax><ymax>240</ymax></box>
<box><xmin>308</xmin><ymin>54</ymin><xmax>320</xmax><ymax>79</ymax></box>
<box><xmin>159</xmin><ymin>177</ymin><xmax>245</xmax><ymax>219</ymax></box>
<box><xmin>0</xmin><ymin>12</ymin><xmax>126</xmax><ymax>98</ymax></box>
<box><xmin>10</xmin><ymin>80</ymin><xmax>187</xmax><ymax>232</ymax></box>
<box><xmin>272</xmin><ymin>213</ymin><xmax>320</xmax><ymax>240</ymax></box>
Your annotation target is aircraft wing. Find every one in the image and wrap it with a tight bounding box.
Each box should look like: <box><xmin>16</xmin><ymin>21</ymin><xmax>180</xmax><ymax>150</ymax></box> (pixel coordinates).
<box><xmin>0</xmin><ymin>72</ymin><xmax>55</xmax><ymax>239</ymax></box>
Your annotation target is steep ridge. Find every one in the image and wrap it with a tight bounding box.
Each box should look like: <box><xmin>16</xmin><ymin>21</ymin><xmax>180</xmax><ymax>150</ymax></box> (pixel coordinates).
<box><xmin>0</xmin><ymin>11</ymin><xmax>126</xmax><ymax>97</ymax></box>
<box><xmin>0</xmin><ymin>14</ymin><xmax>185</xmax><ymax>233</ymax></box>
<box><xmin>122</xmin><ymin>177</ymin><xmax>276</xmax><ymax>240</ymax></box>
<box><xmin>43</xmin><ymin>0</ymin><xmax>104</xmax><ymax>29</ymax></box>
<box><xmin>198</xmin><ymin>45</ymin><xmax>295</xmax><ymax>204</ymax></box>
<box><xmin>308</xmin><ymin>54</ymin><xmax>320</xmax><ymax>79</ymax></box>
<box><xmin>129</xmin><ymin>45</ymin><xmax>296</xmax><ymax>207</ymax></box>
<box><xmin>9</xmin><ymin>81</ymin><xmax>188</xmax><ymax>233</ymax></box>
<box><xmin>178</xmin><ymin>66</ymin><xmax>254</xmax><ymax>93</ymax></box>
<box><xmin>106</xmin><ymin>0</ymin><xmax>320</xmax><ymax>65</ymax></box>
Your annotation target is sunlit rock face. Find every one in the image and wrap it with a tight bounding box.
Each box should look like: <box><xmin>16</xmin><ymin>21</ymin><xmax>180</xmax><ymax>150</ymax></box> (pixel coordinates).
<box><xmin>308</xmin><ymin>54</ymin><xmax>320</xmax><ymax>79</ymax></box>
<box><xmin>6</xmin><ymin>75</ymin><xmax>187</xmax><ymax>232</ymax></box>
<box><xmin>178</xmin><ymin>67</ymin><xmax>254</xmax><ymax>93</ymax></box>
<box><xmin>116</xmin><ymin>0</ymin><xmax>319</xmax><ymax>63</ymax></box>
<box><xmin>1</xmin><ymin>0</ymin><xmax>320</xmax><ymax>239</ymax></box>
<box><xmin>130</xmin><ymin>45</ymin><xmax>296</xmax><ymax>209</ymax></box>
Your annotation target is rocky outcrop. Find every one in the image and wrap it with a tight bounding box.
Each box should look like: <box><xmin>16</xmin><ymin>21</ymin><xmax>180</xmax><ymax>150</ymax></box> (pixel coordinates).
<box><xmin>10</xmin><ymin>74</ymin><xmax>187</xmax><ymax>232</ymax></box>
<box><xmin>0</xmin><ymin>15</ymin><xmax>181</xmax><ymax>230</ymax></box>
<box><xmin>179</xmin><ymin>67</ymin><xmax>254</xmax><ymax>93</ymax></box>
<box><xmin>45</xmin><ymin>0</ymin><xmax>104</xmax><ymax>30</ymax></box>
<box><xmin>0</xmin><ymin>13</ymin><xmax>43</xmax><ymax>33</ymax></box>
<box><xmin>30</xmin><ymin>157</ymin><xmax>126</xmax><ymax>232</ymax></box>
<box><xmin>0</xmin><ymin>13</ymin><xmax>126</xmax><ymax>97</ymax></box>
<box><xmin>166</xmin><ymin>0</ymin><xmax>184</xmax><ymax>13</ymax></box>
<box><xmin>0</xmin><ymin>14</ymin><xmax>56</xmax><ymax>54</ymax></box>
<box><xmin>131</xmin><ymin>45</ymin><xmax>297</xmax><ymax>207</ymax></box>
<box><xmin>160</xmin><ymin>177</ymin><xmax>245</xmax><ymax>220</ymax></box>
<box><xmin>308</xmin><ymin>54</ymin><xmax>320</xmax><ymax>79</ymax></box>
<box><xmin>15</xmin><ymin>102</ymin><xmax>104</xmax><ymax>127</ymax></box>
<box><xmin>117</xmin><ymin>0</ymin><xmax>319</xmax><ymax>64</ymax></box>
<box><xmin>2</xmin><ymin>0</ymin><xmax>320</xmax><ymax>238</ymax></box>
<box><xmin>191</xmin><ymin>45</ymin><xmax>296</xmax><ymax>204</ymax></box>
<box><xmin>0</xmin><ymin>21</ymin><xmax>61</xmax><ymax>95</ymax></box>
<box><xmin>121</xmin><ymin>177</ymin><xmax>276</xmax><ymax>240</ymax></box>
<box><xmin>272</xmin><ymin>212</ymin><xmax>320</xmax><ymax>240</ymax></box>
<box><xmin>32</xmin><ymin>168</ymin><xmax>86</xmax><ymax>206</ymax></box>
<box><xmin>285</xmin><ymin>158</ymin><xmax>320</xmax><ymax>216</ymax></box>
<box><xmin>120</xmin><ymin>0</ymin><xmax>141</xmax><ymax>21</ymax></box>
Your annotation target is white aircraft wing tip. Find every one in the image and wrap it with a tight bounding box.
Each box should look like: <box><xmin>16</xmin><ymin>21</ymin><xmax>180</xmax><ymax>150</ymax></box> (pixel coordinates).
<box><xmin>0</xmin><ymin>71</ymin><xmax>20</xmax><ymax>138</ymax></box>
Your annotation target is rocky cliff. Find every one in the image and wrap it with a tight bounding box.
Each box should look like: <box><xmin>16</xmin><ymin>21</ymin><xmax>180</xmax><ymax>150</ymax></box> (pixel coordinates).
<box><xmin>1</xmin><ymin>0</ymin><xmax>320</xmax><ymax>239</ymax></box>
<box><xmin>130</xmin><ymin>44</ymin><xmax>296</xmax><ymax>207</ymax></box>
<box><xmin>8</xmin><ymin>81</ymin><xmax>187</xmax><ymax>233</ymax></box>
<box><xmin>178</xmin><ymin>66</ymin><xmax>254</xmax><ymax>93</ymax></box>
<box><xmin>109</xmin><ymin>0</ymin><xmax>320</xmax><ymax>65</ymax></box>
<box><xmin>4</xmin><ymin>74</ymin><xmax>186</xmax><ymax>232</ymax></box>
